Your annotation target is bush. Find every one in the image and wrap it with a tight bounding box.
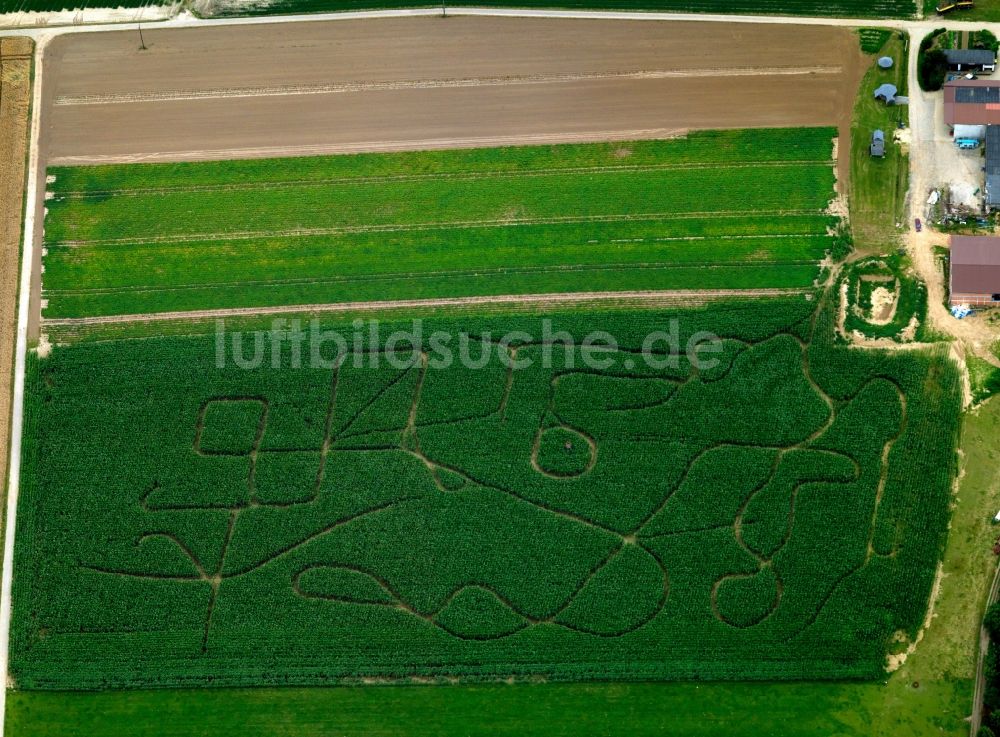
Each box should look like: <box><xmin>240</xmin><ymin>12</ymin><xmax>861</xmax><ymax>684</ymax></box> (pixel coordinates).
<box><xmin>919</xmin><ymin>49</ymin><xmax>949</xmax><ymax>91</ymax></box>
<box><xmin>975</xmin><ymin>30</ymin><xmax>1000</xmax><ymax>53</ymax></box>
<box><xmin>986</xmin><ymin>602</ymin><xmax>1000</xmax><ymax>639</ymax></box>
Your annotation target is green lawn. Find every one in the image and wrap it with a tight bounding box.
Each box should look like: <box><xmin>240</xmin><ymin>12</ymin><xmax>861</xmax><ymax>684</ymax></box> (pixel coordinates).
<box><xmin>42</xmin><ymin>130</ymin><xmax>840</xmax><ymax>319</ymax></box>
<box><xmin>850</xmin><ymin>33</ymin><xmax>910</xmax><ymax>252</ymax></box>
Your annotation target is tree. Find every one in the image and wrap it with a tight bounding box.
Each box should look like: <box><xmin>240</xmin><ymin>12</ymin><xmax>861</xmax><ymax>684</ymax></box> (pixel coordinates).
<box><xmin>919</xmin><ymin>49</ymin><xmax>949</xmax><ymax>92</ymax></box>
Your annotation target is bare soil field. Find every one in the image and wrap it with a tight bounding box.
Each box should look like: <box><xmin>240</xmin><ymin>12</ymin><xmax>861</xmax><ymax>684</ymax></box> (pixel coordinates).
<box><xmin>0</xmin><ymin>37</ymin><xmax>31</xmax><ymax>509</ymax></box>
<box><xmin>41</xmin><ymin>16</ymin><xmax>866</xmax><ymax>183</ymax></box>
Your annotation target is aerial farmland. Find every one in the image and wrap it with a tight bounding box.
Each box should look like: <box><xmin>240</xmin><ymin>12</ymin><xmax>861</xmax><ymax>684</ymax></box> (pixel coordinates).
<box><xmin>0</xmin><ymin>7</ymin><xmax>999</xmax><ymax>737</ymax></box>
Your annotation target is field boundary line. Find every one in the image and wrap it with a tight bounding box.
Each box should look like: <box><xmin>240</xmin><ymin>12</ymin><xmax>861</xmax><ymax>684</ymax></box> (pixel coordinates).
<box><xmin>0</xmin><ymin>36</ymin><xmax>45</xmax><ymax>733</ymax></box>
<box><xmin>46</xmin><ymin>129</ymin><xmax>694</xmax><ymax>165</ymax></box>
<box><xmin>42</xmin><ymin>288</ymin><xmax>811</xmax><ymax>327</ymax></box>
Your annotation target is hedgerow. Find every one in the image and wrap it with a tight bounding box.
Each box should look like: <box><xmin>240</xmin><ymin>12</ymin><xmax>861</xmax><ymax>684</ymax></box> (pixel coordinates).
<box><xmin>10</xmin><ymin>297</ymin><xmax>960</xmax><ymax>688</ymax></box>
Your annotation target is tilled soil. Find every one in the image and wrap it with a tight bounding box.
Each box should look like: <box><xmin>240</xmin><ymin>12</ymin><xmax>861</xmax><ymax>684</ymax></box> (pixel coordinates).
<box><xmin>0</xmin><ymin>37</ymin><xmax>32</xmax><ymax>507</ymax></box>
<box><xmin>41</xmin><ymin>16</ymin><xmax>866</xmax><ymax>185</ymax></box>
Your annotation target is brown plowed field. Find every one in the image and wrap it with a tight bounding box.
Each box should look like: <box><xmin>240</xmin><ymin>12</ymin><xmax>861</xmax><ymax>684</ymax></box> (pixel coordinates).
<box><xmin>41</xmin><ymin>16</ymin><xmax>865</xmax><ymax>188</ymax></box>
<box><xmin>0</xmin><ymin>36</ymin><xmax>31</xmax><ymax>500</ymax></box>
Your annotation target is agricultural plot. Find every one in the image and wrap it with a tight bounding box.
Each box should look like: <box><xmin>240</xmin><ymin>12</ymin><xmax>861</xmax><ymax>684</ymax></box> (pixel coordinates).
<box><xmin>10</xmin><ymin>297</ymin><xmax>961</xmax><ymax>689</ymax></box>
<box><xmin>0</xmin><ymin>37</ymin><xmax>32</xmax><ymax>516</ymax></box>
<box><xmin>42</xmin><ymin>129</ymin><xmax>841</xmax><ymax>321</ymax></box>
<box><xmin>199</xmin><ymin>0</ymin><xmax>916</xmax><ymax>18</ymax></box>
<box><xmin>0</xmin><ymin>0</ymin><xmax>147</xmax><ymax>9</ymax></box>
<box><xmin>0</xmin><ymin>0</ymin><xmax>918</xmax><ymax>16</ymax></box>
<box><xmin>850</xmin><ymin>33</ymin><xmax>910</xmax><ymax>250</ymax></box>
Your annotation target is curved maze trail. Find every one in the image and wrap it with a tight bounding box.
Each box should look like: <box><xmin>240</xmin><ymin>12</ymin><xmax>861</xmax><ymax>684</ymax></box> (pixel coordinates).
<box><xmin>74</xmin><ymin>294</ymin><xmax>918</xmax><ymax>654</ymax></box>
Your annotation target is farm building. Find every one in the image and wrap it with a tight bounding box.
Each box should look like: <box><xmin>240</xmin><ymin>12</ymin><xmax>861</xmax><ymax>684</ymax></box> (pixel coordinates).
<box><xmin>944</xmin><ymin>79</ymin><xmax>1000</xmax><ymax>125</ymax></box>
<box><xmin>874</xmin><ymin>83</ymin><xmax>898</xmax><ymax>104</ymax></box>
<box><xmin>944</xmin><ymin>48</ymin><xmax>997</xmax><ymax>73</ymax></box>
<box><xmin>870</xmin><ymin>130</ymin><xmax>886</xmax><ymax>157</ymax></box>
<box><xmin>950</xmin><ymin>235</ymin><xmax>1000</xmax><ymax>304</ymax></box>
<box><xmin>987</xmin><ymin>126</ymin><xmax>1000</xmax><ymax>209</ymax></box>
<box><xmin>954</xmin><ymin>123</ymin><xmax>987</xmax><ymax>140</ymax></box>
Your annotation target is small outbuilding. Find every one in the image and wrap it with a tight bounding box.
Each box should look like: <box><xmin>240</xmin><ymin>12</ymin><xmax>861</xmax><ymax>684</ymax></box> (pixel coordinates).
<box><xmin>954</xmin><ymin>123</ymin><xmax>987</xmax><ymax>140</ymax></box>
<box><xmin>950</xmin><ymin>235</ymin><xmax>1000</xmax><ymax>305</ymax></box>
<box><xmin>874</xmin><ymin>83</ymin><xmax>898</xmax><ymax>104</ymax></box>
<box><xmin>870</xmin><ymin>129</ymin><xmax>886</xmax><ymax>157</ymax></box>
<box><xmin>944</xmin><ymin>48</ymin><xmax>997</xmax><ymax>73</ymax></box>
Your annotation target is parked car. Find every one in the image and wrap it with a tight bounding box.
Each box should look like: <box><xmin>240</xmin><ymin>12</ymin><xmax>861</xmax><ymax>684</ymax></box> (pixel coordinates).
<box><xmin>915</xmin><ymin>218</ymin><xmax>922</xmax><ymax>232</ymax></box>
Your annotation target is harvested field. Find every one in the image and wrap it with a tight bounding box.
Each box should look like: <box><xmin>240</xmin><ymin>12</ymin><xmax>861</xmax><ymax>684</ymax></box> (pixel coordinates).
<box><xmin>39</xmin><ymin>16</ymin><xmax>866</xmax><ymax>188</ymax></box>
<box><xmin>10</xmin><ymin>298</ymin><xmax>962</xmax><ymax>689</ymax></box>
<box><xmin>40</xmin><ymin>129</ymin><xmax>842</xmax><ymax>321</ymax></box>
<box><xmin>0</xmin><ymin>36</ymin><xmax>32</xmax><ymax>511</ymax></box>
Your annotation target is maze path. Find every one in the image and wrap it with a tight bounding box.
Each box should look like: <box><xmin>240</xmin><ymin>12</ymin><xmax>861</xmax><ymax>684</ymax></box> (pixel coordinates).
<box><xmin>82</xmin><ymin>301</ymin><xmax>905</xmax><ymax>650</ymax></box>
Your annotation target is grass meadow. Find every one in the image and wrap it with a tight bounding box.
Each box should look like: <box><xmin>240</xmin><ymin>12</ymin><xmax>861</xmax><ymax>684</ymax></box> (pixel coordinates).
<box><xmin>41</xmin><ymin>129</ymin><xmax>840</xmax><ymax>319</ymax></box>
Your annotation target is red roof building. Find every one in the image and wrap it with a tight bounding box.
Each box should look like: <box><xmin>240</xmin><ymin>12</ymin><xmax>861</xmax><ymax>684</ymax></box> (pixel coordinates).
<box><xmin>950</xmin><ymin>235</ymin><xmax>1000</xmax><ymax>305</ymax></box>
<box><xmin>944</xmin><ymin>79</ymin><xmax>1000</xmax><ymax>126</ymax></box>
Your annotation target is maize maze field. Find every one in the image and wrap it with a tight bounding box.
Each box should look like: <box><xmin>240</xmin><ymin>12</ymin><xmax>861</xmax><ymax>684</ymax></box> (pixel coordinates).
<box><xmin>10</xmin><ymin>297</ymin><xmax>960</xmax><ymax>688</ymax></box>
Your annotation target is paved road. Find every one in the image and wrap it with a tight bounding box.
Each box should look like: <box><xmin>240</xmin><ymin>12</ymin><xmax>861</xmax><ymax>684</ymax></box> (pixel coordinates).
<box><xmin>0</xmin><ymin>29</ymin><xmax>44</xmax><ymax>736</ymax></box>
<box><xmin>2</xmin><ymin>5</ymin><xmax>1000</xmax><ymax>39</ymax></box>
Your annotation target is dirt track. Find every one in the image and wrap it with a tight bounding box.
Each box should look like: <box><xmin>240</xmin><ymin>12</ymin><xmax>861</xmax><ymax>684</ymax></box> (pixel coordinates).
<box><xmin>41</xmin><ymin>16</ymin><xmax>865</xmax><ymax>184</ymax></box>
<box><xmin>0</xmin><ymin>37</ymin><xmax>31</xmax><ymax>511</ymax></box>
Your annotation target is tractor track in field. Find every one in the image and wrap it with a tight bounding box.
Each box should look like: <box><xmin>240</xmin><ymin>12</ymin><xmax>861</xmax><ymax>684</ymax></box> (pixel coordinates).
<box><xmin>41</xmin><ymin>288</ymin><xmax>812</xmax><ymax>328</ymax></box>
<box><xmin>48</xmin><ymin>212</ymin><xmax>830</xmax><ymax>248</ymax></box>
<box><xmin>43</xmin><ymin>256</ymin><xmax>823</xmax><ymax>297</ymax></box>
<box><xmin>35</xmin><ymin>17</ymin><xmax>866</xmax><ymax>178</ymax></box>
<box><xmin>51</xmin><ymin>65</ymin><xmax>844</xmax><ymax>106</ymax></box>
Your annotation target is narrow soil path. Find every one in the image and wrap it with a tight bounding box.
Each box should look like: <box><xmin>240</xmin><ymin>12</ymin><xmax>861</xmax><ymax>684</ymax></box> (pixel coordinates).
<box><xmin>42</xmin><ymin>288</ymin><xmax>812</xmax><ymax>328</ymax></box>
